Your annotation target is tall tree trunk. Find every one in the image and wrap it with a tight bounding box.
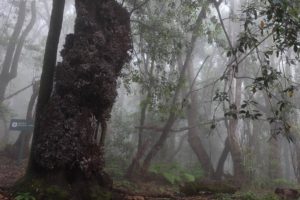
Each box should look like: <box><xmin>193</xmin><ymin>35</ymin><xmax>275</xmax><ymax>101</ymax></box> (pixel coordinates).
<box><xmin>27</xmin><ymin>0</ymin><xmax>65</xmax><ymax>175</ymax></box>
<box><xmin>141</xmin><ymin>7</ymin><xmax>207</xmax><ymax>173</ymax></box>
<box><xmin>126</xmin><ymin>93</ymin><xmax>150</xmax><ymax>179</ymax></box>
<box><xmin>34</xmin><ymin>0</ymin><xmax>65</xmax><ymax>114</ymax></box>
<box><xmin>294</xmin><ymin>138</ymin><xmax>300</xmax><ymax>183</ymax></box>
<box><xmin>214</xmin><ymin>137</ymin><xmax>230</xmax><ymax>180</ymax></box>
<box><xmin>126</xmin><ymin>52</ymin><xmax>153</xmax><ymax>179</ymax></box>
<box><xmin>228</xmin><ymin>77</ymin><xmax>246</xmax><ymax>181</ymax></box>
<box><xmin>268</xmin><ymin>137</ymin><xmax>281</xmax><ymax>179</ymax></box>
<box><xmin>24</xmin><ymin>0</ymin><xmax>132</xmax><ymax>198</ymax></box>
<box><xmin>186</xmin><ymin>55</ymin><xmax>214</xmax><ymax>177</ymax></box>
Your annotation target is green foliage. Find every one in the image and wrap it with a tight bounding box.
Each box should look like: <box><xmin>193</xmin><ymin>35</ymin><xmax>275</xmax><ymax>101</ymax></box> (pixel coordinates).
<box><xmin>44</xmin><ymin>186</ymin><xmax>69</xmax><ymax>200</ymax></box>
<box><xmin>14</xmin><ymin>193</ymin><xmax>35</xmax><ymax>200</ymax></box>
<box><xmin>149</xmin><ymin>163</ymin><xmax>203</xmax><ymax>185</ymax></box>
<box><xmin>180</xmin><ymin>180</ymin><xmax>239</xmax><ymax>196</ymax></box>
<box><xmin>89</xmin><ymin>186</ymin><xmax>112</xmax><ymax>200</ymax></box>
<box><xmin>239</xmin><ymin>192</ymin><xmax>258</xmax><ymax>200</ymax></box>
<box><xmin>236</xmin><ymin>192</ymin><xmax>280</xmax><ymax>200</ymax></box>
<box><xmin>105</xmin><ymin>159</ymin><xmax>126</xmax><ymax>178</ymax></box>
<box><xmin>261</xmin><ymin>193</ymin><xmax>280</xmax><ymax>200</ymax></box>
<box><xmin>114</xmin><ymin>180</ymin><xmax>138</xmax><ymax>192</ymax></box>
<box><xmin>14</xmin><ymin>179</ymin><xmax>70</xmax><ymax>200</ymax></box>
<box><xmin>271</xmin><ymin>178</ymin><xmax>297</xmax><ymax>188</ymax></box>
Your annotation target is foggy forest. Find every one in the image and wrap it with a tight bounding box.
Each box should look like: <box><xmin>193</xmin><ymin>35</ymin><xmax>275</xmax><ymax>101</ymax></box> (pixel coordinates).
<box><xmin>0</xmin><ymin>0</ymin><xmax>300</xmax><ymax>199</ymax></box>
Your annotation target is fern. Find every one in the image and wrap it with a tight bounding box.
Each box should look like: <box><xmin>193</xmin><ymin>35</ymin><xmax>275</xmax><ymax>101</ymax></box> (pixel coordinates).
<box><xmin>14</xmin><ymin>192</ymin><xmax>36</xmax><ymax>200</ymax></box>
<box><xmin>182</xmin><ymin>173</ymin><xmax>195</xmax><ymax>182</ymax></box>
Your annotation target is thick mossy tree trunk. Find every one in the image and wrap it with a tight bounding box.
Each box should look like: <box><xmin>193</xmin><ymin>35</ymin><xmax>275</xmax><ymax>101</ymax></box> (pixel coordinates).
<box><xmin>23</xmin><ymin>0</ymin><xmax>131</xmax><ymax>198</ymax></box>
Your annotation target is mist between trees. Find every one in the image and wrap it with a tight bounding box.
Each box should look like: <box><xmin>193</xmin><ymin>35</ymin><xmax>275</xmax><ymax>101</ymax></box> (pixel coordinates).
<box><xmin>0</xmin><ymin>0</ymin><xmax>300</xmax><ymax>200</ymax></box>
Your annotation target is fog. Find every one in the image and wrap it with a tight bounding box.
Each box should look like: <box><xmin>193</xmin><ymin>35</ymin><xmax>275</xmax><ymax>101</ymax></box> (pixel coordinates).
<box><xmin>0</xmin><ymin>0</ymin><xmax>300</xmax><ymax>199</ymax></box>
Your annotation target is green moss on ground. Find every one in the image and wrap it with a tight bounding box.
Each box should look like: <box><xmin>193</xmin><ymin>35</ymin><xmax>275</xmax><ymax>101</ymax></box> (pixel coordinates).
<box><xmin>12</xmin><ymin>178</ymin><xmax>112</xmax><ymax>200</ymax></box>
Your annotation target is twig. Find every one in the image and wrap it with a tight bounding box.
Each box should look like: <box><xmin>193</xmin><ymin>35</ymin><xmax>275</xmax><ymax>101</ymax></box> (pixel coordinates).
<box><xmin>129</xmin><ymin>0</ymin><xmax>150</xmax><ymax>16</ymax></box>
<box><xmin>135</xmin><ymin>118</ymin><xmax>226</xmax><ymax>132</ymax></box>
<box><xmin>3</xmin><ymin>82</ymin><xmax>34</xmax><ymax>101</ymax></box>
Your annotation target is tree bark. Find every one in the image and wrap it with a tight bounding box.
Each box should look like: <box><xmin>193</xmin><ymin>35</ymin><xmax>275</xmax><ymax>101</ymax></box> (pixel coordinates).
<box><xmin>34</xmin><ymin>0</ymin><xmax>65</xmax><ymax>115</ymax></box>
<box><xmin>126</xmin><ymin>92</ymin><xmax>150</xmax><ymax>179</ymax></box>
<box><xmin>227</xmin><ymin>77</ymin><xmax>245</xmax><ymax>181</ymax></box>
<box><xmin>214</xmin><ymin>137</ymin><xmax>230</xmax><ymax>180</ymax></box>
<box><xmin>185</xmin><ymin>54</ymin><xmax>214</xmax><ymax>177</ymax></box>
<box><xmin>0</xmin><ymin>0</ymin><xmax>26</xmax><ymax>101</ymax></box>
<box><xmin>24</xmin><ymin>0</ymin><xmax>132</xmax><ymax>198</ymax></box>
<box><xmin>27</xmin><ymin>0</ymin><xmax>65</xmax><ymax>176</ymax></box>
<box><xmin>10</xmin><ymin>1</ymin><xmax>37</xmax><ymax>80</ymax></box>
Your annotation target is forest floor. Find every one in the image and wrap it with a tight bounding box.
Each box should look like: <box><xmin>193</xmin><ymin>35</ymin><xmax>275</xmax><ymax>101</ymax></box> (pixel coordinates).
<box><xmin>0</xmin><ymin>155</ymin><xmax>27</xmax><ymax>188</ymax></box>
<box><xmin>0</xmin><ymin>154</ymin><xmax>27</xmax><ymax>200</ymax></box>
<box><xmin>112</xmin><ymin>180</ymin><xmax>280</xmax><ymax>200</ymax></box>
<box><xmin>0</xmin><ymin>155</ymin><xmax>281</xmax><ymax>200</ymax></box>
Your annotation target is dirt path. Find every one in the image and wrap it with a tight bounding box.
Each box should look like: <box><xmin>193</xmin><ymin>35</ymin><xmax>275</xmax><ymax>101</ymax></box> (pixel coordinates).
<box><xmin>0</xmin><ymin>155</ymin><xmax>27</xmax><ymax>200</ymax></box>
<box><xmin>0</xmin><ymin>155</ymin><xmax>26</xmax><ymax>188</ymax></box>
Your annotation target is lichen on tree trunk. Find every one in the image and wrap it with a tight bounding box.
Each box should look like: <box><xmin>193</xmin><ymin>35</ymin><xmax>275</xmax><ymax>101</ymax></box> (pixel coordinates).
<box><xmin>25</xmin><ymin>0</ymin><xmax>131</xmax><ymax>196</ymax></box>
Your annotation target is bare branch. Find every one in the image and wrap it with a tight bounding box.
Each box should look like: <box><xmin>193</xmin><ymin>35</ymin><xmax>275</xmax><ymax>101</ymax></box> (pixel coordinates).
<box><xmin>129</xmin><ymin>0</ymin><xmax>150</xmax><ymax>16</ymax></box>
<box><xmin>3</xmin><ymin>82</ymin><xmax>35</xmax><ymax>101</ymax></box>
<box><xmin>135</xmin><ymin>118</ymin><xmax>226</xmax><ymax>132</ymax></box>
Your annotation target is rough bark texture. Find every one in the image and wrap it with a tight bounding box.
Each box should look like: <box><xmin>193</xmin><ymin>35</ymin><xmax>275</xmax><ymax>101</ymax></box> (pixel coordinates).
<box><xmin>26</xmin><ymin>0</ymin><xmax>131</xmax><ymax>196</ymax></box>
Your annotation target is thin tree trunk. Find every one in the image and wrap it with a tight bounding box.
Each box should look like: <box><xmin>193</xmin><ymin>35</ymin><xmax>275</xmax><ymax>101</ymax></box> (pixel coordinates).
<box><xmin>10</xmin><ymin>1</ymin><xmax>37</xmax><ymax>80</ymax></box>
<box><xmin>34</xmin><ymin>0</ymin><xmax>65</xmax><ymax>114</ymax></box>
<box><xmin>295</xmin><ymin>139</ymin><xmax>300</xmax><ymax>183</ymax></box>
<box><xmin>228</xmin><ymin>77</ymin><xmax>245</xmax><ymax>181</ymax></box>
<box><xmin>214</xmin><ymin>137</ymin><xmax>230</xmax><ymax>180</ymax></box>
<box><xmin>126</xmin><ymin>93</ymin><xmax>150</xmax><ymax>179</ymax></box>
<box><xmin>27</xmin><ymin>0</ymin><xmax>65</xmax><ymax>175</ymax></box>
<box><xmin>168</xmin><ymin>134</ymin><xmax>188</xmax><ymax>162</ymax></box>
<box><xmin>268</xmin><ymin>137</ymin><xmax>281</xmax><ymax>179</ymax></box>
<box><xmin>141</xmin><ymin>6</ymin><xmax>207</xmax><ymax>173</ymax></box>
<box><xmin>186</xmin><ymin>56</ymin><xmax>214</xmax><ymax>176</ymax></box>
<box><xmin>0</xmin><ymin>0</ymin><xmax>36</xmax><ymax>147</ymax></box>
<box><xmin>0</xmin><ymin>0</ymin><xmax>26</xmax><ymax>101</ymax></box>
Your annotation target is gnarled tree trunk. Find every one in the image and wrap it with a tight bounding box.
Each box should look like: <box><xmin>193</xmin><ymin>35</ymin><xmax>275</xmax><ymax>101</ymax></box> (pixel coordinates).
<box><xmin>23</xmin><ymin>0</ymin><xmax>131</xmax><ymax>198</ymax></box>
